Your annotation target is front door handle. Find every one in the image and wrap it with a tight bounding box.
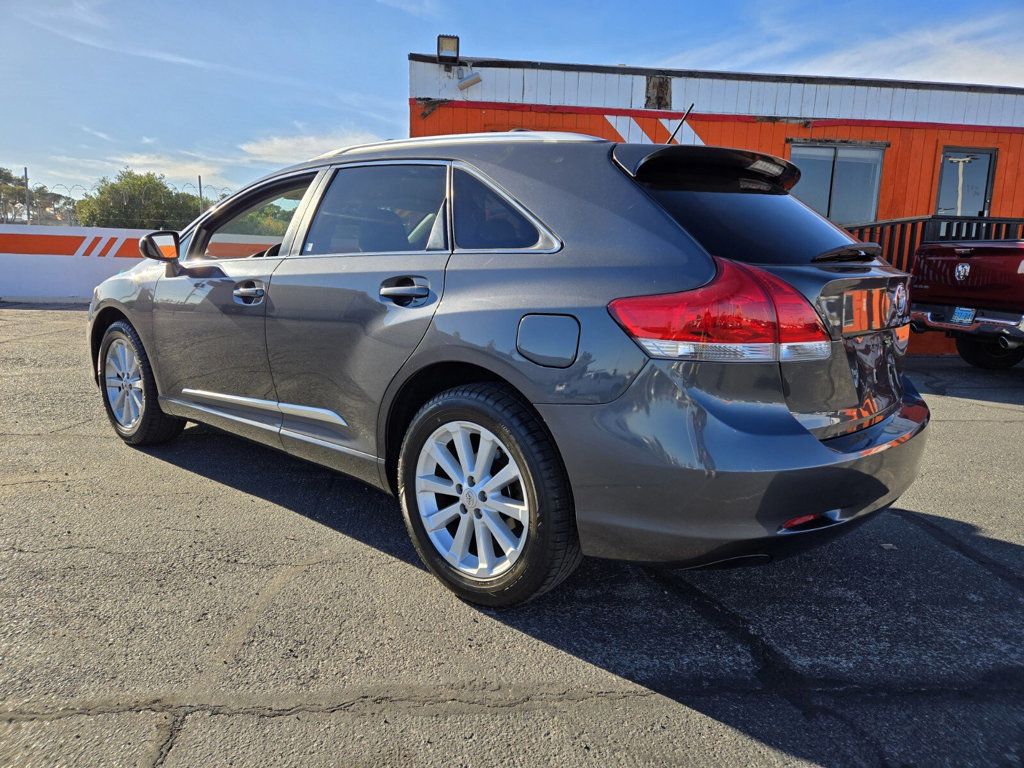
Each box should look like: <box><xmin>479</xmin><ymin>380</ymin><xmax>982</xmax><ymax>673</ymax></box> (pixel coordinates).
<box><xmin>233</xmin><ymin>280</ymin><xmax>266</xmax><ymax>305</ymax></box>
<box><xmin>379</xmin><ymin>285</ymin><xmax>429</xmax><ymax>300</ymax></box>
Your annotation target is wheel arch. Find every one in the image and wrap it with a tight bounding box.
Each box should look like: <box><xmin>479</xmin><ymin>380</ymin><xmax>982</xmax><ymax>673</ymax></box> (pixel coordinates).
<box><xmin>90</xmin><ymin>305</ymin><xmax>131</xmax><ymax>384</ymax></box>
<box><xmin>380</xmin><ymin>358</ymin><xmax>559</xmax><ymax>495</ymax></box>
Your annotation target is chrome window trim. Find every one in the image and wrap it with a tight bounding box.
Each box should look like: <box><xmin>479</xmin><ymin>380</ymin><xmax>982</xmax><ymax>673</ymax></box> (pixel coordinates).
<box><xmin>450</xmin><ymin>161</ymin><xmax>562</xmax><ymax>255</ymax></box>
<box><xmin>179</xmin><ymin>168</ymin><xmax>325</xmax><ymax>264</ymax></box>
<box><xmin>284</xmin><ymin>159</ymin><xmax>453</xmax><ymax>261</ymax></box>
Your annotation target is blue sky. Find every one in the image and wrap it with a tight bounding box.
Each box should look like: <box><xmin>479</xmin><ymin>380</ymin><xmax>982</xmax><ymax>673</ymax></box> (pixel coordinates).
<box><xmin>3</xmin><ymin>0</ymin><xmax>1023</xmax><ymax>194</ymax></box>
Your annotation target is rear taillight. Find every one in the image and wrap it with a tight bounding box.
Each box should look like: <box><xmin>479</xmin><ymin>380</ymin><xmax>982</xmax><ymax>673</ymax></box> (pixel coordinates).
<box><xmin>608</xmin><ymin>257</ymin><xmax>831</xmax><ymax>362</ymax></box>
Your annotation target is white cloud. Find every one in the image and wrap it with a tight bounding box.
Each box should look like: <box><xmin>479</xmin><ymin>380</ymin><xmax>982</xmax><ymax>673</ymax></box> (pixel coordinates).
<box><xmin>19</xmin><ymin>12</ymin><xmax>401</xmax><ymax>126</ymax></box>
<box><xmin>374</xmin><ymin>0</ymin><xmax>440</xmax><ymax>17</ymax></box>
<box><xmin>140</xmin><ymin>136</ymin><xmax>156</xmax><ymax>145</ymax></box>
<box><xmin>238</xmin><ymin>130</ymin><xmax>382</xmax><ymax>165</ymax></box>
<box><xmin>659</xmin><ymin>8</ymin><xmax>1024</xmax><ymax>88</ymax></box>
<box><xmin>80</xmin><ymin>125</ymin><xmax>112</xmax><ymax>142</ymax></box>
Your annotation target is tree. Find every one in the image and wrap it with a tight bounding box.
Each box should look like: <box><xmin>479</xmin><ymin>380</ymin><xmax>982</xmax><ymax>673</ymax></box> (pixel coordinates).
<box><xmin>0</xmin><ymin>167</ymin><xmax>76</xmax><ymax>224</ymax></box>
<box><xmin>75</xmin><ymin>169</ymin><xmax>201</xmax><ymax>229</ymax></box>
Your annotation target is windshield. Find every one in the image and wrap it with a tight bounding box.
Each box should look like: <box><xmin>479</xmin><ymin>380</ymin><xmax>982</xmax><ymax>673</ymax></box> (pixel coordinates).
<box><xmin>640</xmin><ymin>175</ymin><xmax>859</xmax><ymax>265</ymax></box>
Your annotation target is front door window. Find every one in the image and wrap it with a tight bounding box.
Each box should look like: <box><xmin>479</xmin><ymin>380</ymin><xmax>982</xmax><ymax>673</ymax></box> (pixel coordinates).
<box><xmin>936</xmin><ymin>148</ymin><xmax>995</xmax><ymax>217</ymax></box>
<box><xmin>190</xmin><ymin>178</ymin><xmax>314</xmax><ymax>260</ymax></box>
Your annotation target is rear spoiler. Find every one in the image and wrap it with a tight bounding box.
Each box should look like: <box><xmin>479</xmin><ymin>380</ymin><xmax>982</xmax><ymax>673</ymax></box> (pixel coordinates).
<box><xmin>612</xmin><ymin>144</ymin><xmax>801</xmax><ymax>191</ymax></box>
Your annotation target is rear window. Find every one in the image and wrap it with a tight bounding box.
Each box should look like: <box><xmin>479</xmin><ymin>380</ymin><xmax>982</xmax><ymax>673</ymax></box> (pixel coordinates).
<box><xmin>639</xmin><ymin>174</ymin><xmax>858</xmax><ymax>265</ymax></box>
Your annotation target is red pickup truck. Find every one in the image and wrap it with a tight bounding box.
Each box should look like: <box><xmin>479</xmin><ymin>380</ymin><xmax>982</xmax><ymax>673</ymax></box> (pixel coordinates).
<box><xmin>910</xmin><ymin>240</ymin><xmax>1024</xmax><ymax>369</ymax></box>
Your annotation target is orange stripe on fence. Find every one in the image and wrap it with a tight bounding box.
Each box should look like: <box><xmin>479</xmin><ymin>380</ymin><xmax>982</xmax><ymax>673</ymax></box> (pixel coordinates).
<box><xmin>0</xmin><ymin>233</ymin><xmax>85</xmax><ymax>255</ymax></box>
<box><xmin>97</xmin><ymin>238</ymin><xmax>117</xmax><ymax>258</ymax></box>
<box><xmin>82</xmin><ymin>236</ymin><xmax>102</xmax><ymax>256</ymax></box>
<box><xmin>115</xmin><ymin>238</ymin><xmax>141</xmax><ymax>258</ymax></box>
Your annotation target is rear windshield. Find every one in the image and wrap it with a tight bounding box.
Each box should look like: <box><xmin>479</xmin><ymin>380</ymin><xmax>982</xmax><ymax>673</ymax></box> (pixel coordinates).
<box><xmin>639</xmin><ymin>175</ymin><xmax>857</xmax><ymax>265</ymax></box>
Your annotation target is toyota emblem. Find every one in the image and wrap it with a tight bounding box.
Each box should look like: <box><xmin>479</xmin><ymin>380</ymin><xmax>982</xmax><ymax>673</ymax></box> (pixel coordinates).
<box><xmin>893</xmin><ymin>283</ymin><xmax>908</xmax><ymax>316</ymax></box>
<box><xmin>955</xmin><ymin>263</ymin><xmax>971</xmax><ymax>282</ymax></box>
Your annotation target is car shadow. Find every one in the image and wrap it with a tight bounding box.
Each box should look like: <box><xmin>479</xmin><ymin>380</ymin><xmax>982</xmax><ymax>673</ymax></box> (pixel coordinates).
<box><xmin>905</xmin><ymin>355</ymin><xmax>1024</xmax><ymax>408</ymax></box>
<box><xmin>144</xmin><ymin>424</ymin><xmax>1024</xmax><ymax>764</ymax></box>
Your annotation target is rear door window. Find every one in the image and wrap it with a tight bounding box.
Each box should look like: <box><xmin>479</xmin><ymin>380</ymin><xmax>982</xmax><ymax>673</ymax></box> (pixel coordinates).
<box><xmin>302</xmin><ymin>164</ymin><xmax>447</xmax><ymax>256</ymax></box>
<box><xmin>639</xmin><ymin>174</ymin><xmax>858</xmax><ymax>265</ymax></box>
<box><xmin>453</xmin><ymin>169</ymin><xmax>540</xmax><ymax>250</ymax></box>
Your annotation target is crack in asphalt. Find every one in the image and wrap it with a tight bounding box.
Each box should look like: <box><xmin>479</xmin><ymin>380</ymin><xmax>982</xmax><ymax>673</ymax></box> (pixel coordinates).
<box><xmin>4</xmin><ymin>681</ymin><xmax>1024</xmax><ymax>726</ymax></box>
<box><xmin>643</xmin><ymin>567</ymin><xmax>1024</xmax><ymax>764</ymax></box>
<box><xmin>151</xmin><ymin>712</ymin><xmax>182</xmax><ymax>768</ymax></box>
<box><xmin>893</xmin><ymin>509</ymin><xmax>1024</xmax><ymax>595</ymax></box>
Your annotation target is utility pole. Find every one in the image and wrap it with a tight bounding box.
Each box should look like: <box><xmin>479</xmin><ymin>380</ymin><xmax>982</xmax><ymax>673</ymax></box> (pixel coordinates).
<box><xmin>198</xmin><ymin>175</ymin><xmax>203</xmax><ymax>215</ymax></box>
<box><xmin>23</xmin><ymin>167</ymin><xmax>30</xmax><ymax>225</ymax></box>
<box><xmin>947</xmin><ymin>156</ymin><xmax>974</xmax><ymax>217</ymax></box>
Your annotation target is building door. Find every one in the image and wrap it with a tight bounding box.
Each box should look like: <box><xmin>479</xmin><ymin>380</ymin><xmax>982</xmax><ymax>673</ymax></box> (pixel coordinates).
<box><xmin>935</xmin><ymin>148</ymin><xmax>996</xmax><ymax>217</ymax></box>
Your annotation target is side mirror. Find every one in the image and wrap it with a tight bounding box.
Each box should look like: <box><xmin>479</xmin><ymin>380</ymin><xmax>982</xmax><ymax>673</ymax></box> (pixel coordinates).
<box><xmin>139</xmin><ymin>230</ymin><xmax>180</xmax><ymax>262</ymax></box>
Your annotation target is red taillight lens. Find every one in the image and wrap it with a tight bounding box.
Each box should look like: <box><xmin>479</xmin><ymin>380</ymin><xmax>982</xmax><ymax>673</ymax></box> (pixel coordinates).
<box><xmin>608</xmin><ymin>257</ymin><xmax>830</xmax><ymax>362</ymax></box>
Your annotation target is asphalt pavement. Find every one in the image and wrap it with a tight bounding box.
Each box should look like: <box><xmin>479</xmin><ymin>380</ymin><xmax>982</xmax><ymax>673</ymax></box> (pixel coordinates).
<box><xmin>1</xmin><ymin>305</ymin><xmax>1022</xmax><ymax>767</ymax></box>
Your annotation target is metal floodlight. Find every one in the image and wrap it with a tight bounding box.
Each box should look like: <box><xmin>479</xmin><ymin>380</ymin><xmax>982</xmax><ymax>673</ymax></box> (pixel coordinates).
<box><xmin>436</xmin><ymin>34</ymin><xmax>460</xmax><ymax>64</ymax></box>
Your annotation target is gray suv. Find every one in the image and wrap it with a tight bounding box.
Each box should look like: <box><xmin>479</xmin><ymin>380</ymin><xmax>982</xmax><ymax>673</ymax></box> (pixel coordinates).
<box><xmin>87</xmin><ymin>132</ymin><xmax>929</xmax><ymax>606</ymax></box>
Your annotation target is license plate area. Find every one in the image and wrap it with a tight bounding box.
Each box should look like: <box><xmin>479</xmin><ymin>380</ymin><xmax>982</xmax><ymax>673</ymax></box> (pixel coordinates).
<box><xmin>950</xmin><ymin>306</ymin><xmax>976</xmax><ymax>326</ymax></box>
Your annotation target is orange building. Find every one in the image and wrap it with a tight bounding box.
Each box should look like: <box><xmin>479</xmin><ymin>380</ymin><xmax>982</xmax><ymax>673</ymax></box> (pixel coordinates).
<box><xmin>409</xmin><ymin>49</ymin><xmax>1024</xmax><ymax>353</ymax></box>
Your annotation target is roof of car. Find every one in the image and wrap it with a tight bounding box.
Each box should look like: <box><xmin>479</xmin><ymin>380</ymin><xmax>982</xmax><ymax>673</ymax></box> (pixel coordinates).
<box><xmin>311</xmin><ymin>131</ymin><xmax>607</xmax><ymax>160</ymax></box>
<box><xmin>247</xmin><ymin>131</ymin><xmax>793</xmax><ymax>195</ymax></box>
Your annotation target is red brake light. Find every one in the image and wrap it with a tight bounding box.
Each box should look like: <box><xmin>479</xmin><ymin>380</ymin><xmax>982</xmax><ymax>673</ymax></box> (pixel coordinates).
<box><xmin>608</xmin><ymin>257</ymin><xmax>831</xmax><ymax>362</ymax></box>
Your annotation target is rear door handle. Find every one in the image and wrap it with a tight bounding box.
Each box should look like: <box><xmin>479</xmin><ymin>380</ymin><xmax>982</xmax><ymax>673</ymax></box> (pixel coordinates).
<box><xmin>380</xmin><ymin>277</ymin><xmax>430</xmax><ymax>305</ymax></box>
<box><xmin>233</xmin><ymin>280</ymin><xmax>266</xmax><ymax>305</ymax></box>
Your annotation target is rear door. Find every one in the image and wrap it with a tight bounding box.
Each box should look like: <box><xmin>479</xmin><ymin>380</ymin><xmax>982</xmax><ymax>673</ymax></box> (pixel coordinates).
<box><xmin>634</xmin><ymin>161</ymin><xmax>910</xmax><ymax>439</ymax></box>
<box><xmin>912</xmin><ymin>241</ymin><xmax>1024</xmax><ymax>313</ymax></box>
<box><xmin>265</xmin><ymin>161</ymin><xmax>450</xmax><ymax>480</ymax></box>
<box><xmin>151</xmin><ymin>172</ymin><xmax>319</xmax><ymax>445</ymax></box>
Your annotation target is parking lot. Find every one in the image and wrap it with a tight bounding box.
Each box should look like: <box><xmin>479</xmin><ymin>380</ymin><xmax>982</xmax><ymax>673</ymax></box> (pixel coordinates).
<box><xmin>1</xmin><ymin>304</ymin><xmax>1022</xmax><ymax>767</ymax></box>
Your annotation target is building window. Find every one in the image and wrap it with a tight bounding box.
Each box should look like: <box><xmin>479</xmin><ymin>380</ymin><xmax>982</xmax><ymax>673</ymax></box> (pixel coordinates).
<box><xmin>790</xmin><ymin>144</ymin><xmax>884</xmax><ymax>225</ymax></box>
<box><xmin>936</xmin><ymin>148</ymin><xmax>995</xmax><ymax>217</ymax></box>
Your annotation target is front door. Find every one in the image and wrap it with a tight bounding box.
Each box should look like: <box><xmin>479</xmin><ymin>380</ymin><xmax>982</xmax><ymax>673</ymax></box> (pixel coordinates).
<box><xmin>936</xmin><ymin>148</ymin><xmax>996</xmax><ymax>217</ymax></box>
<box><xmin>265</xmin><ymin>162</ymin><xmax>450</xmax><ymax>481</ymax></box>
<box><xmin>151</xmin><ymin>172</ymin><xmax>318</xmax><ymax>444</ymax></box>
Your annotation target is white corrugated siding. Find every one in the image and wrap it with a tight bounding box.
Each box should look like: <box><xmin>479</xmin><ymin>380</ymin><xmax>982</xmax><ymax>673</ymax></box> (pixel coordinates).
<box><xmin>410</xmin><ymin>60</ymin><xmax>1024</xmax><ymax>128</ymax></box>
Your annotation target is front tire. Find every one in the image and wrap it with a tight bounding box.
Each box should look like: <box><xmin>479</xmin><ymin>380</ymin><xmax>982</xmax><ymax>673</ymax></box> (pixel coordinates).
<box><xmin>955</xmin><ymin>336</ymin><xmax>1024</xmax><ymax>370</ymax></box>
<box><xmin>98</xmin><ymin>321</ymin><xmax>185</xmax><ymax>445</ymax></box>
<box><xmin>397</xmin><ymin>383</ymin><xmax>582</xmax><ymax>607</ymax></box>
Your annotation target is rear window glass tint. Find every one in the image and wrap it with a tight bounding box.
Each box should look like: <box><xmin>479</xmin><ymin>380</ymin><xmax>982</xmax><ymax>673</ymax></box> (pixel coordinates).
<box><xmin>639</xmin><ymin>174</ymin><xmax>857</xmax><ymax>265</ymax></box>
<box><xmin>453</xmin><ymin>169</ymin><xmax>540</xmax><ymax>250</ymax></box>
<box><xmin>303</xmin><ymin>165</ymin><xmax>447</xmax><ymax>256</ymax></box>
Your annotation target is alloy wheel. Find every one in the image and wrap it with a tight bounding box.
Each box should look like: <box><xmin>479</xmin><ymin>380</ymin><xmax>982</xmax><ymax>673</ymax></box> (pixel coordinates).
<box><xmin>104</xmin><ymin>338</ymin><xmax>144</xmax><ymax>429</ymax></box>
<box><xmin>414</xmin><ymin>420</ymin><xmax>530</xmax><ymax>579</ymax></box>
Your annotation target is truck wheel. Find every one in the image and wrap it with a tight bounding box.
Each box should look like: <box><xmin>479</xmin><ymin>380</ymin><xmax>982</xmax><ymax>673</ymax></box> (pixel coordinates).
<box><xmin>955</xmin><ymin>337</ymin><xmax>1024</xmax><ymax>370</ymax></box>
<box><xmin>397</xmin><ymin>383</ymin><xmax>582</xmax><ymax>607</ymax></box>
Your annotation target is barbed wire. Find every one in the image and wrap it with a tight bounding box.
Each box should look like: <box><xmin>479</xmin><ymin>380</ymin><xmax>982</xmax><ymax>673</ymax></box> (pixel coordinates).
<box><xmin>44</xmin><ymin>182</ymin><xmax>236</xmax><ymax>200</ymax></box>
<box><xmin>0</xmin><ymin>178</ymin><xmax>237</xmax><ymax>228</ymax></box>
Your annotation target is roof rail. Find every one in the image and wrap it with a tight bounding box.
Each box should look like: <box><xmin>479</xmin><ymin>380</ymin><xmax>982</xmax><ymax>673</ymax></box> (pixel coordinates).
<box><xmin>311</xmin><ymin>131</ymin><xmax>605</xmax><ymax>160</ymax></box>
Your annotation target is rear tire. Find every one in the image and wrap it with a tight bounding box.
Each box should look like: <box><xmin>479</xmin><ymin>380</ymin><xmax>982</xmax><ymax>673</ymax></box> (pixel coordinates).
<box><xmin>397</xmin><ymin>383</ymin><xmax>582</xmax><ymax>607</ymax></box>
<box><xmin>955</xmin><ymin>336</ymin><xmax>1024</xmax><ymax>370</ymax></box>
<box><xmin>98</xmin><ymin>321</ymin><xmax>185</xmax><ymax>446</ymax></box>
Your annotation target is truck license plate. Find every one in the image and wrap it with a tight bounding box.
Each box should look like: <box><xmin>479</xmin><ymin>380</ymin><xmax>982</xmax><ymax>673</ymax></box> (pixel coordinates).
<box><xmin>950</xmin><ymin>307</ymin><xmax>976</xmax><ymax>325</ymax></box>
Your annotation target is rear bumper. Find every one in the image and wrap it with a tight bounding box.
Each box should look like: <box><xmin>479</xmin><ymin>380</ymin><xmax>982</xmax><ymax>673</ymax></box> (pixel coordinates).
<box><xmin>537</xmin><ymin>361</ymin><xmax>929</xmax><ymax>565</ymax></box>
<box><xmin>911</xmin><ymin>302</ymin><xmax>1024</xmax><ymax>340</ymax></box>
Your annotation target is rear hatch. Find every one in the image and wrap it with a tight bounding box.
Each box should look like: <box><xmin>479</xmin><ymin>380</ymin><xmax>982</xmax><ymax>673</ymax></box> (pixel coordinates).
<box><xmin>911</xmin><ymin>240</ymin><xmax>1024</xmax><ymax>313</ymax></box>
<box><xmin>614</xmin><ymin>144</ymin><xmax>911</xmax><ymax>439</ymax></box>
